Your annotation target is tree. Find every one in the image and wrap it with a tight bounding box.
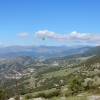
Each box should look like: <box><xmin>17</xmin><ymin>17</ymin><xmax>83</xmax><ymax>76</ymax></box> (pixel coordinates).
<box><xmin>68</xmin><ymin>76</ymin><xmax>84</xmax><ymax>95</ymax></box>
<box><xmin>0</xmin><ymin>89</ymin><xmax>9</xmax><ymax>100</ymax></box>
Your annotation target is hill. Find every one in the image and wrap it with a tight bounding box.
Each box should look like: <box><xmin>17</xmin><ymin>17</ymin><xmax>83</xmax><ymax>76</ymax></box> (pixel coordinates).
<box><xmin>48</xmin><ymin>45</ymin><xmax>100</xmax><ymax>61</ymax></box>
<box><xmin>2</xmin><ymin>54</ymin><xmax>100</xmax><ymax>97</ymax></box>
<box><xmin>80</xmin><ymin>45</ymin><xmax>100</xmax><ymax>57</ymax></box>
<box><xmin>1</xmin><ymin>45</ymin><xmax>100</xmax><ymax>97</ymax></box>
<box><xmin>0</xmin><ymin>56</ymin><xmax>38</xmax><ymax>73</ymax></box>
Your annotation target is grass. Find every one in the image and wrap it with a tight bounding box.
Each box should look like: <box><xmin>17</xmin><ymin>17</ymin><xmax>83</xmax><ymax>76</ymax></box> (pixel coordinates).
<box><xmin>19</xmin><ymin>90</ymin><xmax>100</xmax><ymax>100</ymax></box>
<box><xmin>34</xmin><ymin>63</ymin><xmax>48</xmax><ymax>66</ymax></box>
<box><xmin>42</xmin><ymin>67</ymin><xmax>81</xmax><ymax>79</ymax></box>
<box><xmin>48</xmin><ymin>92</ymin><xmax>91</xmax><ymax>100</ymax></box>
<box><xmin>27</xmin><ymin>67</ymin><xmax>81</xmax><ymax>87</ymax></box>
<box><xmin>49</xmin><ymin>95</ymin><xmax>87</xmax><ymax>100</ymax></box>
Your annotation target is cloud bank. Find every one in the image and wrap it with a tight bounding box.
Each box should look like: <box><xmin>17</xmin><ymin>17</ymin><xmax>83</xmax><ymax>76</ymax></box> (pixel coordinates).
<box><xmin>16</xmin><ymin>30</ymin><xmax>100</xmax><ymax>44</ymax></box>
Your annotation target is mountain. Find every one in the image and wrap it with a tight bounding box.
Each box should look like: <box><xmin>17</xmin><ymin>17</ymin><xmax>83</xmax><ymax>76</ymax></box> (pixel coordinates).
<box><xmin>80</xmin><ymin>45</ymin><xmax>100</xmax><ymax>57</ymax></box>
<box><xmin>0</xmin><ymin>56</ymin><xmax>39</xmax><ymax>74</ymax></box>
<box><xmin>53</xmin><ymin>45</ymin><xmax>100</xmax><ymax>60</ymax></box>
<box><xmin>0</xmin><ymin>45</ymin><xmax>93</xmax><ymax>60</ymax></box>
<box><xmin>0</xmin><ymin>45</ymin><xmax>99</xmax><ymax>76</ymax></box>
<box><xmin>2</xmin><ymin>52</ymin><xmax>100</xmax><ymax>97</ymax></box>
<box><xmin>0</xmin><ymin>45</ymin><xmax>100</xmax><ymax>97</ymax></box>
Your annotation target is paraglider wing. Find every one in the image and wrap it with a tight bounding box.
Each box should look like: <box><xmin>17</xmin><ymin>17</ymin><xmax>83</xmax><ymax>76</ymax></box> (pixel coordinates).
<box><xmin>42</xmin><ymin>37</ymin><xmax>47</xmax><ymax>45</ymax></box>
<box><xmin>42</xmin><ymin>37</ymin><xmax>45</xmax><ymax>40</ymax></box>
<box><xmin>42</xmin><ymin>37</ymin><xmax>47</xmax><ymax>40</ymax></box>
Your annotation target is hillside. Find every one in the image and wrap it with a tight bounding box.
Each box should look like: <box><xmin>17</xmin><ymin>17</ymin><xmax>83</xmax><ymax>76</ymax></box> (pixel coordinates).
<box><xmin>1</xmin><ymin>54</ymin><xmax>100</xmax><ymax>98</ymax></box>
<box><xmin>45</xmin><ymin>45</ymin><xmax>100</xmax><ymax>62</ymax></box>
<box><xmin>0</xmin><ymin>56</ymin><xmax>92</xmax><ymax>96</ymax></box>
<box><xmin>71</xmin><ymin>55</ymin><xmax>100</xmax><ymax>80</ymax></box>
<box><xmin>80</xmin><ymin>45</ymin><xmax>100</xmax><ymax>57</ymax></box>
<box><xmin>0</xmin><ymin>56</ymin><xmax>38</xmax><ymax>72</ymax></box>
<box><xmin>1</xmin><ymin>45</ymin><xmax>100</xmax><ymax>98</ymax></box>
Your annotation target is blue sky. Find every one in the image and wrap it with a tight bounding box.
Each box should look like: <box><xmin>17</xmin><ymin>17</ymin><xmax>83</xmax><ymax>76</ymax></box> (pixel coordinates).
<box><xmin>0</xmin><ymin>0</ymin><xmax>100</xmax><ymax>47</ymax></box>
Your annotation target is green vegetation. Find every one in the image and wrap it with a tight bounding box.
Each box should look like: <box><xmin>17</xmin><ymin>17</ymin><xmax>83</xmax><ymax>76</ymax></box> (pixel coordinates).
<box><xmin>24</xmin><ymin>89</ymin><xmax>60</xmax><ymax>100</ymax></box>
<box><xmin>68</xmin><ymin>76</ymin><xmax>84</xmax><ymax>95</ymax></box>
<box><xmin>81</xmin><ymin>46</ymin><xmax>100</xmax><ymax>57</ymax></box>
<box><xmin>42</xmin><ymin>67</ymin><xmax>81</xmax><ymax>78</ymax></box>
<box><xmin>0</xmin><ymin>88</ymin><xmax>9</xmax><ymax>99</ymax></box>
<box><xmin>1</xmin><ymin>46</ymin><xmax>100</xmax><ymax>99</ymax></box>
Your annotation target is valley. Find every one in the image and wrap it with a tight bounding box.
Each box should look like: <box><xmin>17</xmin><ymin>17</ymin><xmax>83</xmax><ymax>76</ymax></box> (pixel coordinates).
<box><xmin>0</xmin><ymin>45</ymin><xmax>100</xmax><ymax>100</ymax></box>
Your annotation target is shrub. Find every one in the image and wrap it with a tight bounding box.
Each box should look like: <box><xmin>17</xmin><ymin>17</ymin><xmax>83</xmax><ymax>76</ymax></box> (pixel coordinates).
<box><xmin>34</xmin><ymin>92</ymin><xmax>45</xmax><ymax>98</ymax></box>
<box><xmin>25</xmin><ymin>94</ymin><xmax>33</xmax><ymax>100</ymax></box>
<box><xmin>45</xmin><ymin>90</ymin><xmax>60</xmax><ymax>99</ymax></box>
<box><xmin>68</xmin><ymin>76</ymin><xmax>84</xmax><ymax>94</ymax></box>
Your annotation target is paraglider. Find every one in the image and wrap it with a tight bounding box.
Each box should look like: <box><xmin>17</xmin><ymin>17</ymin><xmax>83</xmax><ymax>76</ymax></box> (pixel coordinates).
<box><xmin>42</xmin><ymin>37</ymin><xmax>47</xmax><ymax>40</ymax></box>
<box><xmin>42</xmin><ymin>37</ymin><xmax>47</xmax><ymax>45</ymax></box>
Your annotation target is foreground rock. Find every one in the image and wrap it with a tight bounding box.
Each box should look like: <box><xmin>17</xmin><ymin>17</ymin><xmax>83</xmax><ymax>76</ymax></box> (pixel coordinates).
<box><xmin>87</xmin><ymin>95</ymin><xmax>100</xmax><ymax>100</ymax></box>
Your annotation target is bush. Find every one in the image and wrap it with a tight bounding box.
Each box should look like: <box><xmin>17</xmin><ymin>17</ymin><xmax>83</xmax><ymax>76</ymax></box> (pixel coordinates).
<box><xmin>45</xmin><ymin>90</ymin><xmax>60</xmax><ymax>99</ymax></box>
<box><xmin>64</xmin><ymin>90</ymin><xmax>73</xmax><ymax>96</ymax></box>
<box><xmin>68</xmin><ymin>76</ymin><xmax>84</xmax><ymax>94</ymax></box>
<box><xmin>0</xmin><ymin>89</ymin><xmax>9</xmax><ymax>99</ymax></box>
<box><xmin>34</xmin><ymin>92</ymin><xmax>45</xmax><ymax>98</ymax></box>
<box><xmin>15</xmin><ymin>96</ymin><xmax>19</xmax><ymax>100</ymax></box>
<box><xmin>25</xmin><ymin>94</ymin><xmax>33</xmax><ymax>100</ymax></box>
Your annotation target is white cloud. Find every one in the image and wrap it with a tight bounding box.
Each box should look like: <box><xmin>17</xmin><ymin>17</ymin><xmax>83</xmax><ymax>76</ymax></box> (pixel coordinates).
<box><xmin>64</xmin><ymin>31</ymin><xmax>90</xmax><ymax>42</ymax></box>
<box><xmin>17</xmin><ymin>30</ymin><xmax>100</xmax><ymax>44</ymax></box>
<box><xmin>32</xmin><ymin>30</ymin><xmax>100</xmax><ymax>44</ymax></box>
<box><xmin>32</xmin><ymin>30</ymin><xmax>62</xmax><ymax>38</ymax></box>
<box><xmin>16</xmin><ymin>32</ymin><xmax>29</xmax><ymax>37</ymax></box>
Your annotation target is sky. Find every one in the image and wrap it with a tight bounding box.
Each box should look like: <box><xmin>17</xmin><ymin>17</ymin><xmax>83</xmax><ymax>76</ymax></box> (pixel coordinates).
<box><xmin>0</xmin><ymin>0</ymin><xmax>100</xmax><ymax>47</ymax></box>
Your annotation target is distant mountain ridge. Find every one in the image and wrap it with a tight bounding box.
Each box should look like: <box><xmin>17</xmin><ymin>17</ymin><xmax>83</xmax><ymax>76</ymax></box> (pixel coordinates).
<box><xmin>80</xmin><ymin>45</ymin><xmax>100</xmax><ymax>57</ymax></box>
<box><xmin>0</xmin><ymin>45</ymin><xmax>93</xmax><ymax>59</ymax></box>
<box><xmin>43</xmin><ymin>45</ymin><xmax>100</xmax><ymax>62</ymax></box>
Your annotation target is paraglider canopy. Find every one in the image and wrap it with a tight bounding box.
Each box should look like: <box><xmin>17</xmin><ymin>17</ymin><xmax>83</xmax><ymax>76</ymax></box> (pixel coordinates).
<box><xmin>42</xmin><ymin>37</ymin><xmax>47</xmax><ymax>45</ymax></box>
<box><xmin>42</xmin><ymin>37</ymin><xmax>47</xmax><ymax>40</ymax></box>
